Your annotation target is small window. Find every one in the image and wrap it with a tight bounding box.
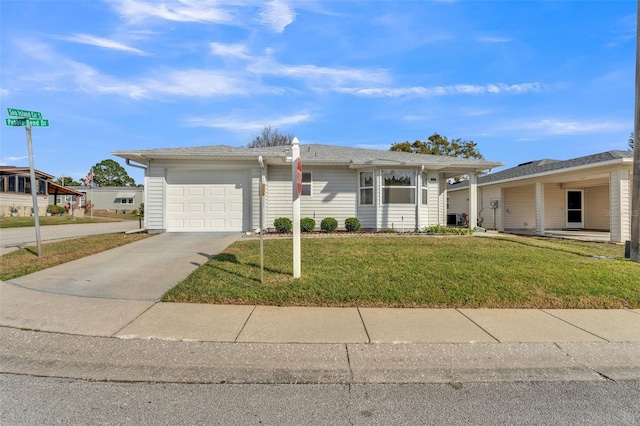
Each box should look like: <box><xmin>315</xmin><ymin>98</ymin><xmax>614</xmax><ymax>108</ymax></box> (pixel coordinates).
<box><xmin>382</xmin><ymin>170</ymin><xmax>415</xmax><ymax>204</ymax></box>
<box><xmin>0</xmin><ymin>176</ymin><xmax>4</xmax><ymax>192</ymax></box>
<box><xmin>359</xmin><ymin>171</ymin><xmax>374</xmax><ymax>205</ymax></box>
<box><xmin>421</xmin><ymin>172</ymin><xmax>428</xmax><ymax>205</ymax></box>
<box><xmin>301</xmin><ymin>172</ymin><xmax>312</xmax><ymax>196</ymax></box>
<box><xmin>119</xmin><ymin>198</ymin><xmax>134</xmax><ymax>205</ymax></box>
<box><xmin>38</xmin><ymin>179</ymin><xmax>46</xmax><ymax>194</ymax></box>
<box><xmin>8</xmin><ymin>176</ymin><xmax>15</xmax><ymax>192</ymax></box>
<box><xmin>18</xmin><ymin>176</ymin><xmax>25</xmax><ymax>193</ymax></box>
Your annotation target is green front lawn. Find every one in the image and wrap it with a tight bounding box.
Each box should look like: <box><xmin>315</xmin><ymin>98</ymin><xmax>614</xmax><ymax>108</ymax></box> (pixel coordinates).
<box><xmin>0</xmin><ymin>215</ymin><xmax>116</xmax><ymax>228</ymax></box>
<box><xmin>163</xmin><ymin>235</ymin><xmax>639</xmax><ymax>309</ymax></box>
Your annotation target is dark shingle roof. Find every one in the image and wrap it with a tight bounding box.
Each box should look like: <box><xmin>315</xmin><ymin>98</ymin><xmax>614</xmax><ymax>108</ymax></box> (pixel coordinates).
<box><xmin>449</xmin><ymin>150</ymin><xmax>633</xmax><ymax>190</ymax></box>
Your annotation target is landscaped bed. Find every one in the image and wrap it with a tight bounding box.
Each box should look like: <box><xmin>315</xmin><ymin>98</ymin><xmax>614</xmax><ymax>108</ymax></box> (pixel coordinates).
<box><xmin>163</xmin><ymin>234</ymin><xmax>639</xmax><ymax>309</ymax></box>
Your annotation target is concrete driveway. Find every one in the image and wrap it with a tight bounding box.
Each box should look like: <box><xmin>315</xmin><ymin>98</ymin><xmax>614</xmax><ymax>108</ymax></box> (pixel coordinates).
<box><xmin>0</xmin><ymin>233</ymin><xmax>240</xmax><ymax>336</ymax></box>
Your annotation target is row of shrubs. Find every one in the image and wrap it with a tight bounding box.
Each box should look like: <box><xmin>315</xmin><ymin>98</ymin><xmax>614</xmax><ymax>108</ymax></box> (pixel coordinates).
<box><xmin>273</xmin><ymin>217</ymin><xmax>361</xmax><ymax>233</ymax></box>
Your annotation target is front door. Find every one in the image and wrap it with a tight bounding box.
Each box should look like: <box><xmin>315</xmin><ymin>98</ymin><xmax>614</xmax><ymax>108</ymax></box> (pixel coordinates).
<box><xmin>566</xmin><ymin>190</ymin><xmax>583</xmax><ymax>229</ymax></box>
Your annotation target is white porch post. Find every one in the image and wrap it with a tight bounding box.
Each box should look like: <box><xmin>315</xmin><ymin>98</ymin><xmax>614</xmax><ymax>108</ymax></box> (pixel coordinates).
<box><xmin>468</xmin><ymin>173</ymin><xmax>478</xmax><ymax>230</ymax></box>
<box><xmin>535</xmin><ymin>182</ymin><xmax>545</xmax><ymax>236</ymax></box>
<box><xmin>609</xmin><ymin>168</ymin><xmax>631</xmax><ymax>243</ymax></box>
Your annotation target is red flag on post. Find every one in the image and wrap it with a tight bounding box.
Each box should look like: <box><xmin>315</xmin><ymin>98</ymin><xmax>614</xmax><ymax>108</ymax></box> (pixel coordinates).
<box><xmin>85</xmin><ymin>170</ymin><xmax>92</xmax><ymax>186</ymax></box>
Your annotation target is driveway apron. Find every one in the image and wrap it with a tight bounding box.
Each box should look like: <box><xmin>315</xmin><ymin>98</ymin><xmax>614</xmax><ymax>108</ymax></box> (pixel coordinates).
<box><xmin>0</xmin><ymin>233</ymin><xmax>240</xmax><ymax>336</ymax></box>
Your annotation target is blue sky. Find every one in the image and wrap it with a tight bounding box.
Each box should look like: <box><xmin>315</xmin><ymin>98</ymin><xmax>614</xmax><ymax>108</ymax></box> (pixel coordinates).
<box><xmin>1</xmin><ymin>0</ymin><xmax>636</xmax><ymax>185</ymax></box>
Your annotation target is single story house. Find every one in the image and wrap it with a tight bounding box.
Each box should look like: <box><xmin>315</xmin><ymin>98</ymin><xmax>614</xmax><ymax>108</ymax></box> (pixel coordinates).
<box><xmin>447</xmin><ymin>150</ymin><xmax>634</xmax><ymax>243</ymax></box>
<box><xmin>0</xmin><ymin>166</ymin><xmax>83</xmax><ymax>216</ymax></box>
<box><xmin>112</xmin><ymin>143</ymin><xmax>503</xmax><ymax>233</ymax></box>
<box><xmin>60</xmin><ymin>186</ymin><xmax>144</xmax><ymax>213</ymax></box>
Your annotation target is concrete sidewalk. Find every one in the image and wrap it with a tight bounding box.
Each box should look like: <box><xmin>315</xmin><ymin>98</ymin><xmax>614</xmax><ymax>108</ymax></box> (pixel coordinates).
<box><xmin>1</xmin><ymin>229</ymin><xmax>639</xmax><ymax>384</ymax></box>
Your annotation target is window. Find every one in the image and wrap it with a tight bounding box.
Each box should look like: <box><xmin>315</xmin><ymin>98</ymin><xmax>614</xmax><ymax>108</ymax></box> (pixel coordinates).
<box><xmin>0</xmin><ymin>176</ymin><xmax>4</xmax><ymax>192</ymax></box>
<box><xmin>18</xmin><ymin>176</ymin><xmax>25</xmax><ymax>193</ymax></box>
<box><xmin>382</xmin><ymin>170</ymin><xmax>415</xmax><ymax>204</ymax></box>
<box><xmin>421</xmin><ymin>172</ymin><xmax>428</xmax><ymax>205</ymax></box>
<box><xmin>38</xmin><ymin>179</ymin><xmax>46</xmax><ymax>194</ymax></box>
<box><xmin>301</xmin><ymin>172</ymin><xmax>312</xmax><ymax>196</ymax></box>
<box><xmin>359</xmin><ymin>171</ymin><xmax>374</xmax><ymax>205</ymax></box>
<box><xmin>8</xmin><ymin>176</ymin><xmax>15</xmax><ymax>192</ymax></box>
<box><xmin>119</xmin><ymin>198</ymin><xmax>134</xmax><ymax>205</ymax></box>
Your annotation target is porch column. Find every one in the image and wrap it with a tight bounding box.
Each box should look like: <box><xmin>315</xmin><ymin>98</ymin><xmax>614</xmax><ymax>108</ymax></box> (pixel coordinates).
<box><xmin>535</xmin><ymin>182</ymin><xmax>545</xmax><ymax>236</ymax></box>
<box><xmin>468</xmin><ymin>173</ymin><xmax>478</xmax><ymax>230</ymax></box>
<box><xmin>609</xmin><ymin>168</ymin><xmax>631</xmax><ymax>243</ymax></box>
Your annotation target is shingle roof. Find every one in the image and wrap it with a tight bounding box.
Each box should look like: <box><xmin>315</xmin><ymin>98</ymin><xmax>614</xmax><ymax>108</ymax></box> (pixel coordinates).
<box><xmin>113</xmin><ymin>143</ymin><xmax>503</xmax><ymax>171</ymax></box>
<box><xmin>449</xmin><ymin>150</ymin><xmax>633</xmax><ymax>190</ymax></box>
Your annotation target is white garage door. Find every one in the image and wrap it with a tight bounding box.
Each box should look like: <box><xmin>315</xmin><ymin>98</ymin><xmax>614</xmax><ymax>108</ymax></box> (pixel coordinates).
<box><xmin>166</xmin><ymin>170</ymin><xmax>248</xmax><ymax>232</ymax></box>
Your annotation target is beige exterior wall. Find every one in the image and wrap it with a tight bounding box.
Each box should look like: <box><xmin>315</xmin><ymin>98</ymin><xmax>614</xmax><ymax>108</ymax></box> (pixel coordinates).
<box><xmin>0</xmin><ymin>193</ymin><xmax>49</xmax><ymax>217</ymax></box>
<box><xmin>584</xmin><ymin>185</ymin><xmax>609</xmax><ymax>230</ymax></box>
<box><xmin>503</xmin><ymin>185</ymin><xmax>536</xmax><ymax>230</ymax></box>
<box><xmin>543</xmin><ymin>183</ymin><xmax>565</xmax><ymax>229</ymax></box>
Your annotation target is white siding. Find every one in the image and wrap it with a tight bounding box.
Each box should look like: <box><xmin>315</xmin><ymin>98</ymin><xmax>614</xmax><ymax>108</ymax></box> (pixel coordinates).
<box><xmin>266</xmin><ymin>166</ymin><xmax>357</xmax><ymax>229</ymax></box>
<box><xmin>425</xmin><ymin>171</ymin><xmax>441</xmax><ymax>227</ymax></box>
<box><xmin>251</xmin><ymin>167</ymin><xmax>262</xmax><ymax>231</ymax></box>
<box><xmin>448</xmin><ymin>190</ymin><xmax>468</xmax><ymax>216</ymax></box>
<box><xmin>146</xmin><ymin>166</ymin><xmax>166</xmax><ymax>232</ymax></box>
<box><xmin>503</xmin><ymin>185</ymin><xmax>536</xmax><ymax>230</ymax></box>
<box><xmin>584</xmin><ymin>185</ymin><xmax>609</xmax><ymax>230</ymax></box>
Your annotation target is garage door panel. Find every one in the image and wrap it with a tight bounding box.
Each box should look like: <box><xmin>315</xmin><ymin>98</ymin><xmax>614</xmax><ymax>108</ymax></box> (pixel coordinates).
<box><xmin>166</xmin><ymin>170</ymin><xmax>247</xmax><ymax>232</ymax></box>
<box><xmin>189</xmin><ymin>203</ymin><xmax>205</xmax><ymax>213</ymax></box>
<box><xmin>189</xmin><ymin>187</ymin><xmax>205</xmax><ymax>197</ymax></box>
<box><xmin>167</xmin><ymin>187</ymin><xmax>184</xmax><ymax>197</ymax></box>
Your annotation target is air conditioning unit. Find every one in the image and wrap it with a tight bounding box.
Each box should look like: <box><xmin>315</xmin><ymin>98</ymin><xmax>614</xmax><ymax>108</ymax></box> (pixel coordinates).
<box><xmin>447</xmin><ymin>213</ymin><xmax>462</xmax><ymax>226</ymax></box>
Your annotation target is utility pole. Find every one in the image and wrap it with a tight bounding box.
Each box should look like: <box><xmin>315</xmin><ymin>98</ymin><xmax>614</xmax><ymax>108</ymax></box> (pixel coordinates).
<box><xmin>632</xmin><ymin>0</ymin><xmax>640</xmax><ymax>262</ymax></box>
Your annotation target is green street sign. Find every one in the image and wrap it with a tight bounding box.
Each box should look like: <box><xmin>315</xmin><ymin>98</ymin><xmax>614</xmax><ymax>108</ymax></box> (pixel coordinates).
<box><xmin>7</xmin><ymin>108</ymin><xmax>42</xmax><ymax>119</ymax></box>
<box><xmin>5</xmin><ymin>118</ymin><xmax>49</xmax><ymax>127</ymax></box>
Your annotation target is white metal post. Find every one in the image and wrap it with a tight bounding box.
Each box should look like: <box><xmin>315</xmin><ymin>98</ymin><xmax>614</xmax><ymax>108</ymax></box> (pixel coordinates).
<box><xmin>631</xmin><ymin>0</ymin><xmax>640</xmax><ymax>262</ymax></box>
<box><xmin>468</xmin><ymin>172</ymin><xmax>478</xmax><ymax>230</ymax></box>
<box><xmin>292</xmin><ymin>138</ymin><xmax>301</xmax><ymax>278</ymax></box>
<box><xmin>26</xmin><ymin>126</ymin><xmax>42</xmax><ymax>258</ymax></box>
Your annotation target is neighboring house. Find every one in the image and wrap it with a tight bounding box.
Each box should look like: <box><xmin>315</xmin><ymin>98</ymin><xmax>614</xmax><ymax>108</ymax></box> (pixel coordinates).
<box><xmin>64</xmin><ymin>186</ymin><xmax>144</xmax><ymax>213</ymax></box>
<box><xmin>112</xmin><ymin>143</ymin><xmax>503</xmax><ymax>233</ymax></box>
<box><xmin>448</xmin><ymin>150</ymin><xmax>634</xmax><ymax>243</ymax></box>
<box><xmin>1</xmin><ymin>166</ymin><xmax>83</xmax><ymax>216</ymax></box>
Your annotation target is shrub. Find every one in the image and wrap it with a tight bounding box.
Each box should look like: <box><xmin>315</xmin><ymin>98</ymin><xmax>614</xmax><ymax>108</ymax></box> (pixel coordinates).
<box><xmin>274</xmin><ymin>217</ymin><xmax>292</xmax><ymax>233</ymax></box>
<box><xmin>47</xmin><ymin>205</ymin><xmax>65</xmax><ymax>215</ymax></box>
<box><xmin>345</xmin><ymin>217</ymin><xmax>361</xmax><ymax>232</ymax></box>
<box><xmin>424</xmin><ymin>224</ymin><xmax>473</xmax><ymax>235</ymax></box>
<box><xmin>300</xmin><ymin>217</ymin><xmax>316</xmax><ymax>232</ymax></box>
<box><xmin>131</xmin><ymin>209</ymin><xmax>138</xmax><ymax>215</ymax></box>
<box><xmin>139</xmin><ymin>202</ymin><xmax>145</xmax><ymax>216</ymax></box>
<box><xmin>320</xmin><ymin>217</ymin><xmax>338</xmax><ymax>233</ymax></box>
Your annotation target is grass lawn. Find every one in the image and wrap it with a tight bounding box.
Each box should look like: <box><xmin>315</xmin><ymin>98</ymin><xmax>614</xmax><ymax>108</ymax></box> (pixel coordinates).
<box><xmin>0</xmin><ymin>233</ymin><xmax>153</xmax><ymax>280</ymax></box>
<box><xmin>163</xmin><ymin>235</ymin><xmax>640</xmax><ymax>309</ymax></box>
<box><xmin>0</xmin><ymin>215</ymin><xmax>118</xmax><ymax>228</ymax></box>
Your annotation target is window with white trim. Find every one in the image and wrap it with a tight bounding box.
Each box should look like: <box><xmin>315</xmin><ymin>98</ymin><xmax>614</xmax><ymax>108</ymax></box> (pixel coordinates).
<box><xmin>382</xmin><ymin>170</ymin><xmax>415</xmax><ymax>204</ymax></box>
<box><xmin>301</xmin><ymin>172</ymin><xmax>312</xmax><ymax>196</ymax></box>
<box><xmin>359</xmin><ymin>171</ymin><xmax>374</xmax><ymax>205</ymax></box>
<box><xmin>119</xmin><ymin>198</ymin><xmax>134</xmax><ymax>205</ymax></box>
<box><xmin>421</xmin><ymin>172</ymin><xmax>428</xmax><ymax>205</ymax></box>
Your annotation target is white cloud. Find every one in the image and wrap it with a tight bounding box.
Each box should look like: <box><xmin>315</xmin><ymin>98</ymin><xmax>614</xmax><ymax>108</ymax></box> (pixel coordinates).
<box><xmin>335</xmin><ymin>82</ymin><xmax>540</xmax><ymax>98</ymax></box>
<box><xmin>185</xmin><ymin>112</ymin><xmax>312</xmax><ymax>131</ymax></box>
<box><xmin>258</xmin><ymin>0</ymin><xmax>295</xmax><ymax>33</ymax></box>
<box><xmin>210</xmin><ymin>42</ymin><xmax>251</xmax><ymax>59</ymax></box>
<box><xmin>0</xmin><ymin>88</ymin><xmax>10</xmax><ymax>97</ymax></box>
<box><xmin>518</xmin><ymin>119</ymin><xmax>628</xmax><ymax>135</ymax></box>
<box><xmin>3</xmin><ymin>156</ymin><xmax>29</xmax><ymax>162</ymax></box>
<box><xmin>476</xmin><ymin>35</ymin><xmax>512</xmax><ymax>43</ymax></box>
<box><xmin>108</xmin><ymin>0</ymin><xmax>235</xmax><ymax>24</ymax></box>
<box><xmin>62</xmin><ymin>34</ymin><xmax>145</xmax><ymax>55</ymax></box>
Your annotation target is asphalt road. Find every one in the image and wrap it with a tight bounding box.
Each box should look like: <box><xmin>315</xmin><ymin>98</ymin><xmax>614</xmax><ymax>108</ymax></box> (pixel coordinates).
<box><xmin>0</xmin><ymin>220</ymin><xmax>141</xmax><ymax>254</ymax></box>
<box><xmin>2</xmin><ymin>374</ymin><xmax>639</xmax><ymax>425</ymax></box>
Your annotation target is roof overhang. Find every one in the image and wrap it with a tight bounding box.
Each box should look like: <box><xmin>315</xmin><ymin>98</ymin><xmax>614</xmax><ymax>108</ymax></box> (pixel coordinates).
<box><xmin>47</xmin><ymin>181</ymin><xmax>84</xmax><ymax>196</ymax></box>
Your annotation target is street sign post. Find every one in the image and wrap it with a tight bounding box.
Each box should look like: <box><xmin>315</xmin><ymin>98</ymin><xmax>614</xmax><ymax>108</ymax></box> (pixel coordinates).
<box><xmin>5</xmin><ymin>107</ymin><xmax>49</xmax><ymax>258</ymax></box>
